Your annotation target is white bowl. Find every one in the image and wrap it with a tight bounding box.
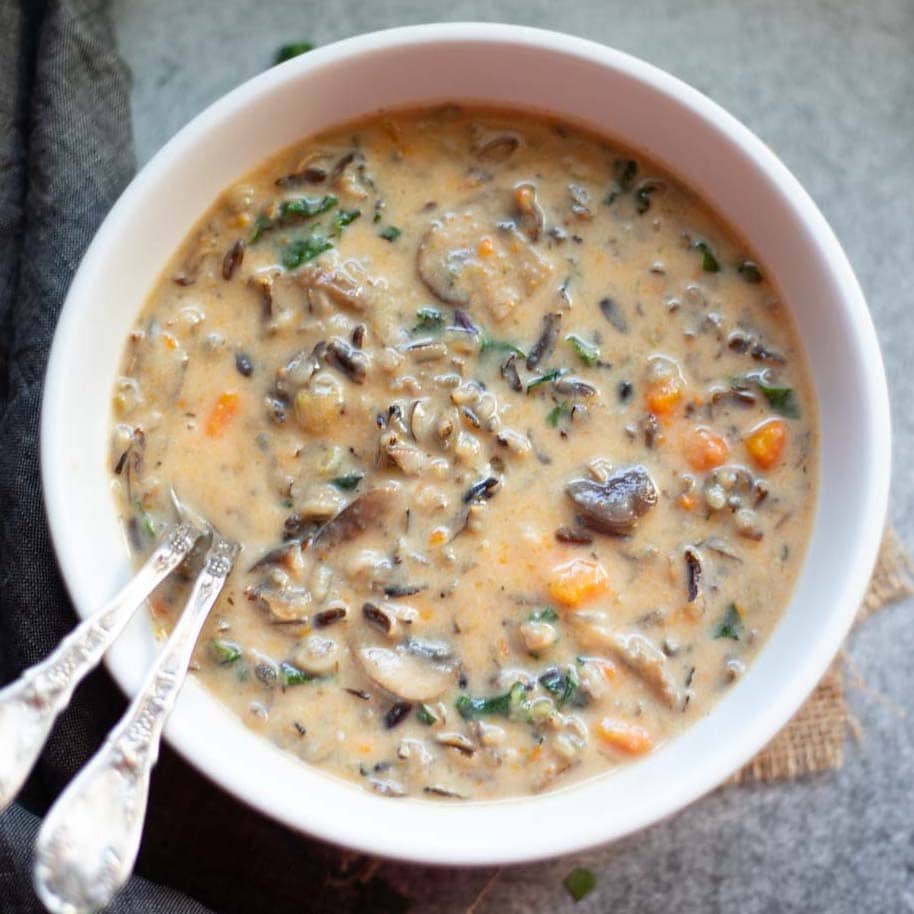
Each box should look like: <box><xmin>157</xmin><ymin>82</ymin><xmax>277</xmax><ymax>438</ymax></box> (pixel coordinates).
<box><xmin>41</xmin><ymin>23</ymin><xmax>890</xmax><ymax>864</ymax></box>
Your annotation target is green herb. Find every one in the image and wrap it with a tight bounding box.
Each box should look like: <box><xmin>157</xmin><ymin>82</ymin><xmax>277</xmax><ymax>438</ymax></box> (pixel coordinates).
<box><xmin>279</xmin><ymin>661</ymin><xmax>316</xmax><ymax>687</ymax></box>
<box><xmin>416</xmin><ymin>703</ymin><xmax>440</xmax><ymax>725</ymax></box>
<box><xmin>273</xmin><ymin>42</ymin><xmax>315</xmax><ymax>65</ymax></box>
<box><xmin>279</xmin><ymin>194</ymin><xmax>337</xmax><ymax>222</ymax></box>
<box><xmin>694</xmin><ymin>240</ymin><xmax>721</xmax><ymax>273</ymax></box>
<box><xmin>758</xmin><ymin>382</ymin><xmax>800</xmax><ymax>419</ymax></box>
<box><xmin>330</xmin><ymin>473</ymin><xmax>363</xmax><ymax>491</ymax></box>
<box><xmin>546</xmin><ymin>401</ymin><xmax>572</xmax><ymax>427</ymax></box>
<box><xmin>372</xmin><ymin>211</ymin><xmax>382</xmax><ymax>223</ymax></box>
<box><xmin>713</xmin><ymin>603</ymin><xmax>744</xmax><ymax>640</ymax></box>
<box><xmin>331</xmin><ymin>208</ymin><xmax>361</xmax><ymax>236</ymax></box>
<box><xmin>456</xmin><ymin>681</ymin><xmax>526</xmax><ymax>719</ymax></box>
<box><xmin>480</xmin><ymin>336</ymin><xmax>526</xmax><ymax>357</ymax></box>
<box><xmin>412</xmin><ymin>306</ymin><xmax>445</xmax><ymax>334</ymax></box>
<box><xmin>379</xmin><ymin>225</ymin><xmax>402</xmax><ymax>242</ymax></box>
<box><xmin>133</xmin><ymin>501</ymin><xmax>158</xmax><ymax>539</ymax></box>
<box><xmin>210</xmin><ymin>639</ymin><xmax>242</xmax><ymax>665</ymax></box>
<box><xmin>526</xmin><ymin>368</ymin><xmax>567</xmax><ymax>393</ymax></box>
<box><xmin>563</xmin><ymin>867</ymin><xmax>596</xmax><ymax>902</ymax></box>
<box><xmin>282</xmin><ymin>235</ymin><xmax>333</xmax><ymax>270</ymax></box>
<box><xmin>538</xmin><ymin>666</ymin><xmax>580</xmax><ymax>707</ymax></box>
<box><xmin>565</xmin><ymin>334</ymin><xmax>600</xmax><ymax>367</ymax></box>
<box><xmin>249</xmin><ymin>213</ymin><xmax>272</xmax><ymax>243</ymax></box>
<box><xmin>528</xmin><ymin>606</ymin><xmax>559</xmax><ymax>623</ymax></box>
<box><xmin>737</xmin><ymin>259</ymin><xmax>763</xmax><ymax>283</ymax></box>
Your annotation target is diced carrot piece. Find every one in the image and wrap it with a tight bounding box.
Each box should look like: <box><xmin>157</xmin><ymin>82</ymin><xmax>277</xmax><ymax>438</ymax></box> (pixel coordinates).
<box><xmin>477</xmin><ymin>237</ymin><xmax>495</xmax><ymax>258</ymax></box>
<box><xmin>204</xmin><ymin>392</ymin><xmax>240</xmax><ymax>437</ymax></box>
<box><xmin>745</xmin><ymin>418</ymin><xmax>787</xmax><ymax>469</ymax></box>
<box><xmin>514</xmin><ymin>184</ymin><xmax>535</xmax><ymax>210</ymax></box>
<box><xmin>596</xmin><ymin>719</ymin><xmax>654</xmax><ymax>755</ymax></box>
<box><xmin>646</xmin><ymin>376</ymin><xmax>684</xmax><ymax>418</ymax></box>
<box><xmin>161</xmin><ymin>332</ymin><xmax>179</xmax><ymax>351</ymax></box>
<box><xmin>547</xmin><ymin>558</ymin><xmax>609</xmax><ymax>608</ymax></box>
<box><xmin>678</xmin><ymin>493</ymin><xmax>696</xmax><ymax>511</ymax></box>
<box><xmin>683</xmin><ymin>426</ymin><xmax>730</xmax><ymax>471</ymax></box>
<box><xmin>428</xmin><ymin>527</ymin><xmax>448</xmax><ymax>546</ymax></box>
<box><xmin>528</xmin><ymin>743</ymin><xmax>544</xmax><ymax>762</ymax></box>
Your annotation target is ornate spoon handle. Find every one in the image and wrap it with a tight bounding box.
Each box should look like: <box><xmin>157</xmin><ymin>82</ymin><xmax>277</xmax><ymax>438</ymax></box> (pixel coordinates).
<box><xmin>0</xmin><ymin>521</ymin><xmax>201</xmax><ymax>813</ymax></box>
<box><xmin>32</xmin><ymin>535</ymin><xmax>238</xmax><ymax>914</ymax></box>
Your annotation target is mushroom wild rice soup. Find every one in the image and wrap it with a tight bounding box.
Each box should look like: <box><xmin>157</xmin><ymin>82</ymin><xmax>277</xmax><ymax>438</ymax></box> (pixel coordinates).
<box><xmin>111</xmin><ymin>105</ymin><xmax>817</xmax><ymax>800</ymax></box>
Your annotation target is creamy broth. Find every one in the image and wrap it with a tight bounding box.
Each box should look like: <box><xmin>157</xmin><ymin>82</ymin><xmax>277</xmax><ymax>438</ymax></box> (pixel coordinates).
<box><xmin>110</xmin><ymin>106</ymin><xmax>817</xmax><ymax>800</ymax></box>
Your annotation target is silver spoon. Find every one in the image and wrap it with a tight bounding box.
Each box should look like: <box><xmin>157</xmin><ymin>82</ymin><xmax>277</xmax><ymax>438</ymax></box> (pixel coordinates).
<box><xmin>32</xmin><ymin>532</ymin><xmax>239</xmax><ymax>914</ymax></box>
<box><xmin>0</xmin><ymin>519</ymin><xmax>202</xmax><ymax>813</ymax></box>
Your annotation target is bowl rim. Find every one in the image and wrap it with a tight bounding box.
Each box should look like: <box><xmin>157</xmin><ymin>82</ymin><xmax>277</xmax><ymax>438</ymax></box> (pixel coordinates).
<box><xmin>41</xmin><ymin>21</ymin><xmax>891</xmax><ymax>865</ymax></box>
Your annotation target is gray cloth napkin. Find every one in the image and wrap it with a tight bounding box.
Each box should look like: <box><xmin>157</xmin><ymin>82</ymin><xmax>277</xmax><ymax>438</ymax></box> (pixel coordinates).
<box><xmin>0</xmin><ymin>1</ymin><xmax>414</xmax><ymax>911</ymax></box>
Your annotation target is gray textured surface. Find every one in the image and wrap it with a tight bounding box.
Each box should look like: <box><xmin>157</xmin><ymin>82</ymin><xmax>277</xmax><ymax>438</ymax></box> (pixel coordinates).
<box><xmin>112</xmin><ymin>2</ymin><xmax>914</xmax><ymax>911</ymax></box>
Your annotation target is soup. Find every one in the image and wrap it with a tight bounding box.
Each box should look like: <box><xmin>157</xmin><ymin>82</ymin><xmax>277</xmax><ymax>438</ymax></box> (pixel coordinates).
<box><xmin>110</xmin><ymin>105</ymin><xmax>817</xmax><ymax>800</ymax></box>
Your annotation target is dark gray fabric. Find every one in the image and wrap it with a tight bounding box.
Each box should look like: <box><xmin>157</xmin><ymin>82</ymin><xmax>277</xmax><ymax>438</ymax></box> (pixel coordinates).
<box><xmin>0</xmin><ymin>2</ymin><xmax>413</xmax><ymax>912</ymax></box>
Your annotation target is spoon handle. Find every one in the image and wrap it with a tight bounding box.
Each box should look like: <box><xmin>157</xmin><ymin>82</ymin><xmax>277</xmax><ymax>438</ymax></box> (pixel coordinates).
<box><xmin>0</xmin><ymin>521</ymin><xmax>200</xmax><ymax>813</ymax></box>
<box><xmin>32</xmin><ymin>535</ymin><xmax>237</xmax><ymax>914</ymax></box>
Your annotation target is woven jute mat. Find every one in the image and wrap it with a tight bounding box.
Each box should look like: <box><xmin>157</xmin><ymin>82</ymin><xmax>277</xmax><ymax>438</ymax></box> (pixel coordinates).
<box><xmin>729</xmin><ymin>527</ymin><xmax>914</xmax><ymax>784</ymax></box>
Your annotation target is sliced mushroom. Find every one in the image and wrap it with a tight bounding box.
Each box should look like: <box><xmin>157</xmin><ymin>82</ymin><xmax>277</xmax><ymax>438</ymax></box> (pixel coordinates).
<box><xmin>274</xmin><ymin>343</ymin><xmax>325</xmax><ymax>398</ymax></box>
<box><xmin>565</xmin><ymin>465</ymin><xmax>658</xmax><ymax>535</ymax></box>
<box><xmin>575</xmin><ymin>626</ymin><xmax>685</xmax><ymax>709</ymax></box>
<box><xmin>296</xmin><ymin>260</ymin><xmax>380</xmax><ymax>313</ymax></box>
<box><xmin>245</xmin><ymin>572</ymin><xmax>311</xmax><ymax>623</ymax></box>
<box><xmin>312</xmin><ymin>484</ymin><xmax>399</xmax><ymax>555</ymax></box>
<box><xmin>355</xmin><ymin>644</ymin><xmax>457</xmax><ymax>701</ymax></box>
<box><xmin>293</xmin><ymin>634</ymin><xmax>340</xmax><ymax>676</ymax></box>
<box><xmin>417</xmin><ymin>209</ymin><xmax>553</xmax><ymax>321</ymax></box>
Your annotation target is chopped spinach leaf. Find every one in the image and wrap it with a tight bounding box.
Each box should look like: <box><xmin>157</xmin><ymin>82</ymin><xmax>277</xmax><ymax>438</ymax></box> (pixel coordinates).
<box><xmin>379</xmin><ymin>225</ymin><xmax>402</xmax><ymax>242</ymax></box>
<box><xmin>273</xmin><ymin>42</ymin><xmax>315</xmax><ymax>65</ymax></box>
<box><xmin>564</xmin><ymin>867</ymin><xmax>596</xmax><ymax>902</ymax></box>
<box><xmin>758</xmin><ymin>382</ymin><xmax>800</xmax><ymax>418</ymax></box>
<box><xmin>456</xmin><ymin>681</ymin><xmax>525</xmax><ymax>720</ymax></box>
<box><xmin>737</xmin><ymin>259</ymin><xmax>763</xmax><ymax>283</ymax></box>
<box><xmin>538</xmin><ymin>665</ymin><xmax>580</xmax><ymax>707</ymax></box>
<box><xmin>528</xmin><ymin>606</ymin><xmax>559</xmax><ymax>623</ymax></box>
<box><xmin>279</xmin><ymin>660</ymin><xmax>316</xmax><ymax>687</ymax></box>
<box><xmin>565</xmin><ymin>334</ymin><xmax>600</xmax><ymax>367</ymax></box>
<box><xmin>249</xmin><ymin>213</ymin><xmax>272</xmax><ymax>243</ymax></box>
<box><xmin>210</xmin><ymin>639</ymin><xmax>242</xmax><ymax>665</ymax></box>
<box><xmin>526</xmin><ymin>368</ymin><xmax>567</xmax><ymax>393</ymax></box>
<box><xmin>282</xmin><ymin>235</ymin><xmax>333</xmax><ymax>270</ymax></box>
<box><xmin>416</xmin><ymin>703</ymin><xmax>440</xmax><ymax>725</ymax></box>
<box><xmin>546</xmin><ymin>401</ymin><xmax>572</xmax><ymax>427</ymax></box>
<box><xmin>713</xmin><ymin>603</ymin><xmax>744</xmax><ymax>640</ymax></box>
<box><xmin>412</xmin><ymin>306</ymin><xmax>445</xmax><ymax>334</ymax></box>
<box><xmin>480</xmin><ymin>336</ymin><xmax>526</xmax><ymax>357</ymax></box>
<box><xmin>331</xmin><ymin>208</ymin><xmax>361</xmax><ymax>236</ymax></box>
<box><xmin>279</xmin><ymin>194</ymin><xmax>337</xmax><ymax>222</ymax></box>
<box><xmin>693</xmin><ymin>240</ymin><xmax>721</xmax><ymax>273</ymax></box>
<box><xmin>330</xmin><ymin>473</ymin><xmax>363</xmax><ymax>491</ymax></box>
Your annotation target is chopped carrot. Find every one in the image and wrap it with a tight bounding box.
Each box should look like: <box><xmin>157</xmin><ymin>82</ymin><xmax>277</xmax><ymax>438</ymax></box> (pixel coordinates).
<box><xmin>357</xmin><ymin>743</ymin><xmax>373</xmax><ymax>755</ymax></box>
<box><xmin>497</xmin><ymin>637</ymin><xmax>510</xmax><ymax>659</ymax></box>
<box><xmin>547</xmin><ymin>558</ymin><xmax>609</xmax><ymax>608</ymax></box>
<box><xmin>646</xmin><ymin>376</ymin><xmax>684</xmax><ymax>419</ymax></box>
<box><xmin>596</xmin><ymin>719</ymin><xmax>654</xmax><ymax>755</ymax></box>
<box><xmin>204</xmin><ymin>392</ymin><xmax>240</xmax><ymax>437</ymax></box>
<box><xmin>428</xmin><ymin>526</ymin><xmax>448</xmax><ymax>547</ymax></box>
<box><xmin>528</xmin><ymin>744</ymin><xmax>544</xmax><ymax>762</ymax></box>
<box><xmin>745</xmin><ymin>418</ymin><xmax>787</xmax><ymax>469</ymax></box>
<box><xmin>161</xmin><ymin>332</ymin><xmax>179</xmax><ymax>351</ymax></box>
<box><xmin>591</xmin><ymin>658</ymin><xmax>618</xmax><ymax>681</ymax></box>
<box><xmin>678</xmin><ymin>493</ymin><xmax>696</xmax><ymax>511</ymax></box>
<box><xmin>683</xmin><ymin>426</ymin><xmax>730</xmax><ymax>471</ymax></box>
<box><xmin>477</xmin><ymin>237</ymin><xmax>495</xmax><ymax>258</ymax></box>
